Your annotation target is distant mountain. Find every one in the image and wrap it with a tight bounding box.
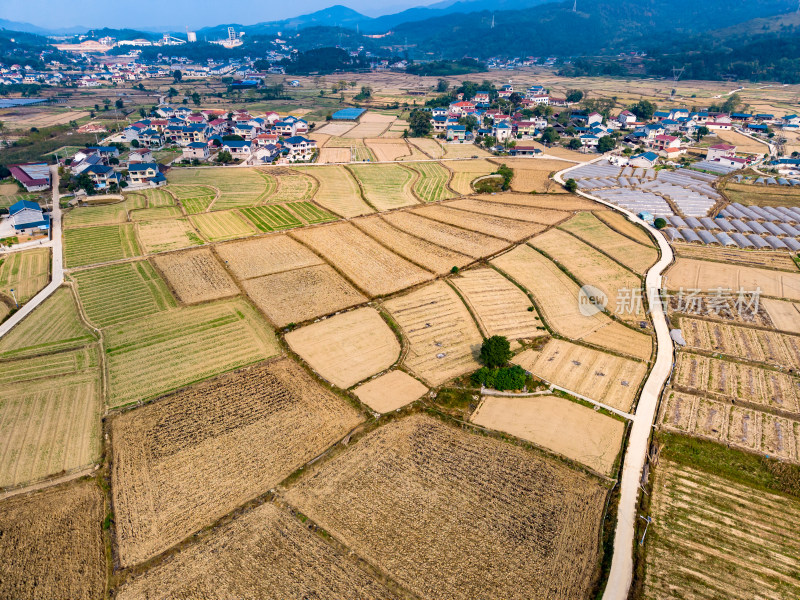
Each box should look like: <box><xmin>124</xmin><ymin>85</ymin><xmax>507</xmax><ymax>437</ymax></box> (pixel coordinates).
<box><xmin>0</xmin><ymin>18</ymin><xmax>60</xmax><ymax>35</ymax></box>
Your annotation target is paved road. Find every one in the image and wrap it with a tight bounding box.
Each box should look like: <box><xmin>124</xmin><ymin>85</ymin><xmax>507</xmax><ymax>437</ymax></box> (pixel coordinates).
<box><xmin>555</xmin><ymin>159</ymin><xmax>675</xmax><ymax>600</ymax></box>
<box><xmin>0</xmin><ymin>166</ymin><xmax>64</xmax><ymax>339</ymax></box>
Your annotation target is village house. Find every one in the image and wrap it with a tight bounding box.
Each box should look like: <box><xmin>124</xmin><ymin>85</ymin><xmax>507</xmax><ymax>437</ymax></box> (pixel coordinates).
<box><xmin>492</xmin><ymin>122</ymin><xmax>513</xmax><ymax>143</ymax></box>
<box><xmin>84</xmin><ymin>164</ymin><xmax>120</xmax><ymax>190</ymax></box>
<box><xmin>182</xmin><ymin>141</ymin><xmax>210</xmax><ymax>160</ymax></box>
<box><xmin>446</xmin><ymin>124</ymin><xmax>468</xmax><ymax>142</ymax></box>
<box><xmin>448</xmin><ymin>101</ymin><xmax>476</xmax><ymax>117</ymax></box>
<box><xmin>221</xmin><ymin>140</ymin><xmax>252</xmax><ymax>159</ymax></box>
<box><xmin>9</xmin><ymin>199</ymin><xmax>49</xmax><ymax>233</ymax></box>
<box><xmin>651</xmin><ymin>134</ymin><xmax>681</xmax><ymax>153</ymax></box>
<box><xmin>282</xmin><ymin>136</ymin><xmax>316</xmax><ymax>162</ymax></box>
<box><xmin>128</xmin><ymin>163</ymin><xmax>165</xmax><ymax>186</ymax></box>
<box><xmin>617</xmin><ymin>110</ymin><xmax>637</xmax><ymax>128</ymax></box>
<box><xmin>706</xmin><ymin>144</ymin><xmax>736</xmax><ymax>161</ymax></box>
<box><xmin>128</xmin><ymin>148</ymin><xmax>154</xmax><ymax>163</ymax></box>
<box><xmin>629</xmin><ymin>151</ymin><xmax>659</xmax><ymax>168</ymax></box>
<box><xmin>8</xmin><ymin>163</ymin><xmax>51</xmax><ymax>192</ymax></box>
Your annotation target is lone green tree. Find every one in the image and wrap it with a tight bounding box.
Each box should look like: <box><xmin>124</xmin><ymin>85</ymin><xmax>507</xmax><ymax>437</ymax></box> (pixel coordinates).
<box><xmin>564</xmin><ymin>178</ymin><xmax>578</xmax><ymax>193</ymax></box>
<box><xmin>653</xmin><ymin>217</ymin><xmax>667</xmax><ymax>229</ymax></box>
<box><xmin>408</xmin><ymin>109</ymin><xmax>432</xmax><ymax>137</ymax></box>
<box><xmin>480</xmin><ymin>336</ymin><xmax>512</xmax><ymax>368</ymax></box>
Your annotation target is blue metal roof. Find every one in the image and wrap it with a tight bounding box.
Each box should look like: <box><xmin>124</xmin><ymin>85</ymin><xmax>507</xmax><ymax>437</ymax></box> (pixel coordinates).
<box><xmin>9</xmin><ymin>200</ymin><xmax>41</xmax><ymax>215</ymax></box>
<box><xmin>332</xmin><ymin>108</ymin><xmax>367</xmax><ymax>121</ymax></box>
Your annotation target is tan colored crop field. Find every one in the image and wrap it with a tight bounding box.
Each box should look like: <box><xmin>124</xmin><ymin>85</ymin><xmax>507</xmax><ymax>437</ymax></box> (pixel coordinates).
<box><xmin>442</xmin><ymin>142</ymin><xmax>490</xmax><ymax>158</ymax></box>
<box><xmin>715</xmin><ymin>129</ymin><xmax>767</xmax><ymax>153</ymax></box>
<box><xmin>530</xmin><ymin>228</ymin><xmax>646</xmax><ymax>322</ymax></box>
<box><xmin>679</xmin><ymin>317</ymin><xmax>800</xmax><ymax>369</ymax></box>
<box><xmin>190</xmin><ymin>210</ymin><xmax>256</xmax><ymax>242</ymax></box>
<box><xmin>384</xmin><ymin>281</ymin><xmax>482</xmax><ymax>385</ymax></box>
<box><xmin>472</xmin><ymin>395</ymin><xmax>625</xmax><ymax>475</ymax></box>
<box><xmin>114</xmin><ymin>501</ymin><xmax>398</xmax><ymax>600</ymax></box>
<box><xmin>762</xmin><ymin>298</ymin><xmax>800</xmax><ymax>334</ymax></box>
<box><xmin>559</xmin><ymin>212</ymin><xmax>658</xmax><ymax>275</ymax></box>
<box><xmin>489</xmin><ymin>158</ymin><xmax>572</xmax><ymax>193</ymax></box>
<box><xmin>672</xmin><ymin>244</ymin><xmax>798</xmax><ymax>271</ymax></box>
<box><xmin>111</xmin><ymin>358</ymin><xmax>363</xmax><ymax>567</ymax></box>
<box><xmin>286</xmin><ymin>307</ymin><xmax>399</xmax><ymax>388</ymax></box>
<box><xmin>318</xmin><ymin>146</ymin><xmax>352</xmax><ymax>163</ymax></box>
<box><xmin>353</xmin><ymin>215</ymin><xmax>471</xmax><ymax>274</ymax></box>
<box><xmin>136</xmin><ymin>218</ymin><xmax>201</xmax><ymax>253</ymax></box>
<box><xmin>168</xmin><ymin>167</ymin><xmax>272</xmax><ymax>209</ymax></box>
<box><xmin>129</xmin><ymin>206</ymin><xmax>182</xmax><ymax>221</ymax></box>
<box><xmin>449</xmin><ymin>197</ymin><xmax>570</xmax><ymax>225</ymax></box>
<box><xmin>297</xmin><ymin>165</ymin><xmax>373</xmax><ymax>217</ymax></box>
<box><xmin>285</xmin><ymin>413</ymin><xmax>608</xmax><ymax>600</ymax></box>
<box><xmin>314</xmin><ymin>121</ymin><xmax>355</xmax><ymax>136</ymax></box>
<box><xmin>0</xmin><ymin>286</ymin><xmax>96</xmax><ymax>359</ymax></box>
<box><xmin>0</xmin><ymin>480</ymin><xmax>105</xmax><ymax>600</ymax></box>
<box><xmin>359</xmin><ymin>111</ymin><xmax>396</xmax><ymax>123</ymax></box>
<box><xmin>346</xmin><ymin>120</ymin><xmax>391</xmax><ymax>138</ymax></box>
<box><xmin>215</xmin><ymin>234</ymin><xmax>323</xmax><ymax>279</ymax></box>
<box><xmin>348</xmin><ymin>163</ymin><xmax>419</xmax><ymax>211</ymax></box>
<box><xmin>593</xmin><ymin>210</ymin><xmax>654</xmax><ymax>246</ymax></box>
<box><xmin>447</xmin><ymin>159</ymin><xmax>497</xmax><ymax>195</ymax></box>
<box><xmin>722</xmin><ymin>181</ymin><xmax>800</xmax><ymax>208</ymax></box>
<box><xmin>515</xmin><ymin>339</ymin><xmax>646</xmax><ymax>412</ymax></box>
<box><xmin>493</xmin><ymin>245</ymin><xmax>652</xmax><ymax>360</ymax></box>
<box><xmin>354</xmin><ymin>370</ymin><xmax>428</xmax><ymax>413</ymax></box>
<box><xmin>242</xmin><ymin>264</ymin><xmax>367</xmax><ymax>327</ymax></box>
<box><xmin>0</xmin><ymin>356</ymin><xmax>101</xmax><ymax>488</ymax></box>
<box><xmin>643</xmin><ymin>458</ymin><xmax>800</xmax><ymax>600</ymax></box>
<box><xmin>412</xmin><ymin>204</ymin><xmax>544</xmax><ymax>241</ymax></box>
<box><xmin>292</xmin><ymin>222</ymin><xmax>433</xmax><ymax>296</ymax></box>
<box><xmin>104</xmin><ymin>298</ymin><xmax>280</xmax><ymax>407</ymax></box>
<box><xmin>450</xmin><ymin>267</ymin><xmax>543</xmax><ymax>340</ymax></box>
<box><xmin>382</xmin><ymin>210</ymin><xmax>508</xmax><ymax>258</ymax></box>
<box><xmin>364</xmin><ymin>138</ymin><xmax>410</xmax><ymax>161</ymax></box>
<box><xmin>408</xmin><ymin>137</ymin><xmax>445</xmax><ymax>158</ymax></box>
<box><xmin>666</xmin><ymin>258</ymin><xmax>800</xmax><ymax>300</ymax></box>
<box><xmin>478</xmin><ymin>192</ymin><xmax>600</xmax><ymax>210</ymax></box>
<box><xmin>153</xmin><ymin>248</ymin><xmax>238</xmax><ymax>304</ymax></box>
<box><xmin>674</xmin><ymin>351</ymin><xmax>800</xmax><ymax>414</ymax></box>
<box><xmin>141</xmin><ymin>187</ymin><xmax>174</xmax><ymax>207</ymax></box>
<box><xmin>0</xmin><ymin>247</ymin><xmax>49</xmax><ymax>303</ymax></box>
<box><xmin>263</xmin><ymin>169</ymin><xmax>317</xmax><ymax>203</ymax></box>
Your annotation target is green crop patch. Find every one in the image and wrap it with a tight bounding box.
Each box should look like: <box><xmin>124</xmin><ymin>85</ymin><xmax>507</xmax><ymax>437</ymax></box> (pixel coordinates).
<box><xmin>240</xmin><ymin>205</ymin><xmax>302</xmax><ymax>232</ymax></box>
<box><xmin>169</xmin><ymin>185</ymin><xmax>216</xmax><ymax>214</ymax></box>
<box><xmin>286</xmin><ymin>201</ymin><xmax>336</xmax><ymax>224</ymax></box>
<box><xmin>63</xmin><ymin>224</ymin><xmax>141</xmax><ymax>268</ymax></box>
<box><xmin>407</xmin><ymin>162</ymin><xmax>456</xmax><ymax>203</ymax></box>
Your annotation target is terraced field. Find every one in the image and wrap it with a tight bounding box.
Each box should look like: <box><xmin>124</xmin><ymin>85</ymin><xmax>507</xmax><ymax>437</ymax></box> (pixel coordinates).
<box><xmin>71</xmin><ymin>261</ymin><xmax>176</xmax><ymax>328</ymax></box>
<box><xmin>287</xmin><ymin>201</ymin><xmax>336</xmax><ymax>224</ymax></box>
<box><xmin>348</xmin><ymin>163</ymin><xmax>418</xmax><ymax>211</ymax></box>
<box><xmin>406</xmin><ymin>161</ymin><xmax>456</xmax><ymax>202</ymax></box>
<box><xmin>135</xmin><ymin>219</ymin><xmax>202</xmax><ymax>253</ymax></box>
<box><xmin>104</xmin><ymin>298</ymin><xmax>280</xmax><ymax>407</ymax></box>
<box><xmin>63</xmin><ymin>224</ymin><xmax>141</xmax><ymax>268</ymax></box>
<box><xmin>129</xmin><ymin>206</ymin><xmax>183</xmax><ymax>221</ymax></box>
<box><xmin>168</xmin><ymin>167</ymin><xmax>274</xmax><ymax>209</ymax></box>
<box><xmin>63</xmin><ymin>202</ymin><xmax>128</xmax><ymax>228</ymax></box>
<box><xmin>240</xmin><ymin>205</ymin><xmax>302</xmax><ymax>232</ymax></box>
<box><xmin>297</xmin><ymin>165</ymin><xmax>373</xmax><ymax>217</ymax></box>
<box><xmin>168</xmin><ymin>184</ymin><xmax>216</xmax><ymax>214</ymax></box>
<box><xmin>190</xmin><ymin>210</ymin><xmax>257</xmax><ymax>242</ymax></box>
<box><xmin>263</xmin><ymin>170</ymin><xmax>317</xmax><ymax>203</ymax></box>
<box><xmin>141</xmin><ymin>187</ymin><xmax>175</xmax><ymax>207</ymax></box>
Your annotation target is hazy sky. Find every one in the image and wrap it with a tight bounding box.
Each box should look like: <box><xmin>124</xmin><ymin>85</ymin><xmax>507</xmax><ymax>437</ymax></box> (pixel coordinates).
<box><xmin>0</xmin><ymin>0</ymin><xmax>440</xmax><ymax>30</ymax></box>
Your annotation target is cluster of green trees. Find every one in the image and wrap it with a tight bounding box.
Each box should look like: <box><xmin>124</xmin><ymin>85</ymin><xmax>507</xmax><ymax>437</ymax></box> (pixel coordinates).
<box><xmin>470</xmin><ymin>336</ymin><xmax>528</xmax><ymax>392</ymax></box>
<box><xmin>280</xmin><ymin>47</ymin><xmax>371</xmax><ymax>75</ymax></box>
<box><xmin>406</xmin><ymin>58</ymin><xmax>486</xmax><ymax>76</ymax></box>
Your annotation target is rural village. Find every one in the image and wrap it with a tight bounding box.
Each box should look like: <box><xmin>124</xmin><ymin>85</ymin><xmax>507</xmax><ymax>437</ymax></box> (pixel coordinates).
<box><xmin>2</xmin><ymin>3</ymin><xmax>800</xmax><ymax>600</ymax></box>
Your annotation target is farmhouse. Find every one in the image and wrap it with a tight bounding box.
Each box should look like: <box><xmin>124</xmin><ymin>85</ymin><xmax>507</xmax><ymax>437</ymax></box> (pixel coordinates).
<box><xmin>8</xmin><ymin>163</ymin><xmax>51</xmax><ymax>192</ymax></box>
<box><xmin>629</xmin><ymin>152</ymin><xmax>659</xmax><ymax>168</ymax></box>
<box><xmin>446</xmin><ymin>125</ymin><xmax>468</xmax><ymax>142</ymax></box>
<box><xmin>707</xmin><ymin>143</ymin><xmax>736</xmax><ymax>160</ymax></box>
<box><xmin>182</xmin><ymin>142</ymin><xmax>210</xmax><ymax>160</ymax></box>
<box><xmin>128</xmin><ymin>148</ymin><xmax>154</xmax><ymax>163</ymax></box>
<box><xmin>128</xmin><ymin>163</ymin><xmax>166</xmax><ymax>187</ymax></box>
<box><xmin>9</xmin><ymin>199</ymin><xmax>49</xmax><ymax>232</ymax></box>
<box><xmin>221</xmin><ymin>140</ymin><xmax>252</xmax><ymax>158</ymax></box>
<box><xmin>282</xmin><ymin>136</ymin><xmax>317</xmax><ymax>162</ymax></box>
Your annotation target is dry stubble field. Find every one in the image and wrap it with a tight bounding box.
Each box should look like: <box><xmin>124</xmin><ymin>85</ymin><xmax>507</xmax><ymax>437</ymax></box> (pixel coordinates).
<box><xmin>111</xmin><ymin>358</ymin><xmax>363</xmax><ymax>567</ymax></box>
<box><xmin>414</xmin><ymin>204</ymin><xmax>545</xmax><ymax>241</ymax></box>
<box><xmin>214</xmin><ymin>234</ymin><xmax>322</xmax><ymax>279</ymax></box>
<box><xmin>152</xmin><ymin>249</ymin><xmax>238</xmax><ymax>304</ymax></box>
<box><xmin>666</xmin><ymin>258</ymin><xmax>800</xmax><ymax>301</ymax></box>
<box><xmin>450</xmin><ymin>196</ymin><xmax>570</xmax><ymax>225</ymax></box>
<box><xmin>285</xmin><ymin>307</ymin><xmax>400</xmax><ymax>389</ymax></box>
<box><xmin>672</xmin><ymin>245</ymin><xmax>798</xmax><ymax>271</ymax></box>
<box><xmin>285</xmin><ymin>413</ymin><xmax>608</xmax><ymax>600</ymax></box>
<box><xmin>354</xmin><ymin>370</ymin><xmax>428</xmax><ymax>413</ymax></box>
<box><xmin>0</xmin><ymin>247</ymin><xmax>50</xmax><ymax>304</ymax></box>
<box><xmin>0</xmin><ymin>479</ymin><xmax>105</xmax><ymax>600</ymax></box>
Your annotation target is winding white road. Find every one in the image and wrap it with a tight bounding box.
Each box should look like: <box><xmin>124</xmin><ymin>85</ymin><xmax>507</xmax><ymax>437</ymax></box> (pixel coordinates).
<box><xmin>0</xmin><ymin>166</ymin><xmax>64</xmax><ymax>339</ymax></box>
<box><xmin>555</xmin><ymin>159</ymin><xmax>675</xmax><ymax>600</ymax></box>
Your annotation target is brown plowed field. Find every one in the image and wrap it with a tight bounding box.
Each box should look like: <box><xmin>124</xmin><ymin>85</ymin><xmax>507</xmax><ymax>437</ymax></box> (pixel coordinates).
<box><xmin>153</xmin><ymin>248</ymin><xmax>238</xmax><ymax>304</ymax></box>
<box><xmin>215</xmin><ymin>234</ymin><xmax>324</xmax><ymax>279</ymax></box>
<box><xmin>412</xmin><ymin>204</ymin><xmax>545</xmax><ymax>241</ymax></box>
<box><xmin>666</xmin><ymin>258</ymin><xmax>800</xmax><ymax>300</ymax></box>
<box><xmin>447</xmin><ymin>197</ymin><xmax>570</xmax><ymax>225</ymax></box>
<box><xmin>285</xmin><ymin>414</ymin><xmax>608</xmax><ymax>600</ymax></box>
<box><xmin>111</xmin><ymin>358</ymin><xmax>363</xmax><ymax>567</ymax></box>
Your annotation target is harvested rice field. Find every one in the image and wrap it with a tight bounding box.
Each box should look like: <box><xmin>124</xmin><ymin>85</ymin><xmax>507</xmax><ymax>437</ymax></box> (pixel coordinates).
<box><xmin>384</xmin><ymin>281</ymin><xmax>483</xmax><ymax>386</ymax></box>
<box><xmin>408</xmin><ymin>137</ymin><xmax>445</xmax><ymax>158</ymax></box>
<box><xmin>447</xmin><ymin>159</ymin><xmax>497</xmax><ymax>195</ymax></box>
<box><xmin>242</xmin><ymin>265</ymin><xmax>367</xmax><ymax>327</ymax></box>
<box><xmin>514</xmin><ymin>339</ymin><xmax>647</xmax><ymax>412</ymax></box>
<box><xmin>0</xmin><ymin>480</ymin><xmax>105</xmax><ymax>600</ymax></box>
<box><xmin>314</xmin><ymin>121</ymin><xmax>355</xmax><ymax>136</ymax></box>
<box><xmin>140</xmin><ymin>187</ymin><xmax>174</xmax><ymax>207</ymax></box>
<box><xmin>450</xmin><ymin>267</ymin><xmax>543</xmax><ymax>340</ymax></box>
<box><xmin>405</xmin><ymin>161</ymin><xmax>456</xmax><ymax>202</ymax></box>
<box><xmin>114</xmin><ymin>501</ymin><xmax>398</xmax><ymax>600</ymax></box>
<box><xmin>471</xmin><ymin>395</ymin><xmax>625</xmax><ymax>475</ymax></box>
<box><xmin>0</xmin><ymin>247</ymin><xmax>49</xmax><ymax>303</ymax></box>
<box><xmin>412</xmin><ymin>204</ymin><xmax>544</xmax><ymax>241</ymax></box>
<box><xmin>490</xmin><ymin>158</ymin><xmax>572</xmax><ymax>193</ymax></box>
<box><xmin>353</xmin><ymin>215</ymin><xmax>472</xmax><ymax>274</ymax></box>
<box><xmin>286</xmin><ymin>201</ymin><xmax>336</xmax><ymax>224</ymax></box>
<box><xmin>63</xmin><ymin>224</ymin><xmax>141</xmax><ymax>268</ymax></box>
<box><xmin>480</xmin><ymin>192</ymin><xmax>600</xmax><ymax>210</ymax></box>
<box><xmin>262</xmin><ymin>169</ymin><xmax>317</xmax><ymax>203</ymax></box>
<box><xmin>364</xmin><ymin>138</ymin><xmax>410</xmax><ymax>161</ymax></box>
<box><xmin>135</xmin><ymin>218</ymin><xmax>201</xmax><ymax>253</ymax></box>
<box><xmin>762</xmin><ymin>298</ymin><xmax>800</xmax><ymax>334</ymax></box>
<box><xmin>298</xmin><ymin>165</ymin><xmax>373</xmax><ymax>217</ymax></box>
<box><xmin>678</xmin><ymin>317</ymin><xmax>800</xmax><ymax>369</ymax></box>
<box><xmin>715</xmin><ymin>128</ymin><xmax>768</xmax><ymax>153</ymax></box>
<box><xmin>72</xmin><ymin>261</ymin><xmax>175</xmax><ymax>328</ymax></box>
<box><xmin>559</xmin><ymin>212</ymin><xmax>658</xmax><ymax>274</ymax></box>
<box><xmin>643</xmin><ymin>453</ymin><xmax>800</xmax><ymax>600</ymax></box>
<box><xmin>215</xmin><ymin>234</ymin><xmax>323</xmax><ymax>279</ymax></box>
<box><xmin>382</xmin><ymin>210</ymin><xmax>508</xmax><ymax>258</ymax></box>
<box><xmin>153</xmin><ymin>249</ymin><xmax>238</xmax><ymax>304</ymax></box>
<box><xmin>190</xmin><ymin>210</ymin><xmax>256</xmax><ymax>242</ymax></box>
<box><xmin>169</xmin><ymin>184</ymin><xmax>217</xmax><ymax>214</ymax></box>
<box><xmin>168</xmin><ymin>167</ymin><xmax>273</xmax><ymax>209</ymax></box>
<box><xmin>672</xmin><ymin>244</ymin><xmax>798</xmax><ymax>271</ymax></box>
<box><xmin>110</xmin><ymin>358</ymin><xmax>363</xmax><ymax>567</ymax></box>
<box><xmin>441</xmin><ymin>142</ymin><xmax>490</xmax><ymax>158</ymax></box>
<box><xmin>64</xmin><ymin>202</ymin><xmax>128</xmax><ymax>228</ymax></box>
<box><xmin>104</xmin><ymin>298</ymin><xmax>280</xmax><ymax>407</ymax></box>
<box><xmin>285</xmin><ymin>413</ymin><xmax>608</xmax><ymax>600</ymax></box>
<box><xmin>346</xmin><ymin>120</ymin><xmax>393</xmax><ymax>139</ymax></box>
<box><xmin>129</xmin><ymin>206</ymin><xmax>182</xmax><ymax>221</ymax></box>
<box><xmin>593</xmin><ymin>210</ymin><xmax>654</xmax><ymax>246</ymax></box>
<box><xmin>292</xmin><ymin>222</ymin><xmax>433</xmax><ymax>297</ymax></box>
<box><xmin>449</xmin><ymin>197</ymin><xmax>570</xmax><ymax>225</ymax></box>
<box><xmin>0</xmin><ymin>350</ymin><xmax>101</xmax><ymax>488</ymax></box>
<box><xmin>493</xmin><ymin>244</ymin><xmax>653</xmax><ymax>360</ymax></box>
<box><xmin>666</xmin><ymin>258</ymin><xmax>800</xmax><ymax>301</ymax></box>
<box><xmin>354</xmin><ymin>370</ymin><xmax>428</xmax><ymax>413</ymax></box>
<box><xmin>318</xmin><ymin>146</ymin><xmax>352</xmax><ymax>163</ymax></box>
<box><xmin>286</xmin><ymin>307</ymin><xmax>400</xmax><ymax>388</ymax></box>
<box><xmin>347</xmin><ymin>163</ymin><xmax>419</xmax><ymax>211</ymax></box>
<box><xmin>0</xmin><ymin>286</ymin><xmax>95</xmax><ymax>359</ymax></box>
<box><xmin>673</xmin><ymin>351</ymin><xmax>800</xmax><ymax>414</ymax></box>
<box><xmin>530</xmin><ymin>228</ymin><xmax>646</xmax><ymax>321</ymax></box>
